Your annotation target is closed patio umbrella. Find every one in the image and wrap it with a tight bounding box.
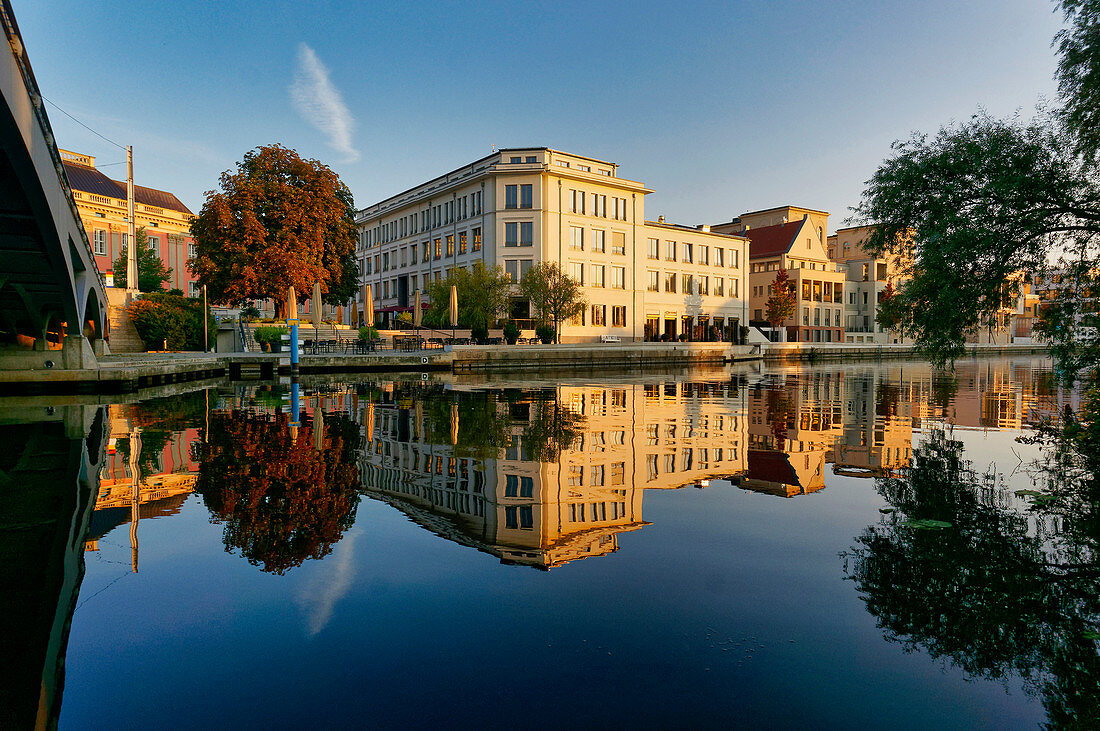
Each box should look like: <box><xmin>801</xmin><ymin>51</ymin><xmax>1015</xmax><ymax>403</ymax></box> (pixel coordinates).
<box><xmin>312</xmin><ymin>281</ymin><xmax>321</xmax><ymax>334</ymax></box>
<box><xmin>351</xmin><ymin>301</ymin><xmax>358</xmax><ymax>327</ymax></box>
<box><xmin>287</xmin><ymin>286</ymin><xmax>298</xmax><ymax>321</ymax></box>
<box><xmin>449</xmin><ymin>284</ymin><xmax>458</xmax><ymax>338</ymax></box>
<box><xmin>413</xmin><ymin>289</ymin><xmax>422</xmax><ymax>329</ymax></box>
<box><xmin>364</xmin><ymin>284</ymin><xmax>375</xmax><ymax>327</ymax></box>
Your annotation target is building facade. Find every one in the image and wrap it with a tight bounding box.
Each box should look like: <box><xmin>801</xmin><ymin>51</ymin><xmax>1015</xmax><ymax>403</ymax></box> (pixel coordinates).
<box><xmin>714</xmin><ymin>209</ymin><xmax>845</xmax><ymax>343</ymax></box>
<box><xmin>826</xmin><ymin>225</ymin><xmax>911</xmax><ymax>344</ymax></box>
<box><xmin>355</xmin><ymin>148</ymin><xmax>749</xmax><ymax>342</ymax></box>
<box><xmin>60</xmin><ymin>149</ymin><xmax>198</xmax><ymax>295</ymax></box>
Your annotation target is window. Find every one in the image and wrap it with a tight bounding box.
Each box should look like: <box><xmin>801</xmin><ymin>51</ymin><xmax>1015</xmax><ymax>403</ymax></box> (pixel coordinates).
<box><xmin>422</xmin><ymin>243</ymin><xmax>430</xmax><ymax>263</ymax></box>
<box><xmin>699</xmin><ymin>245</ymin><xmax>709</xmax><ymax>265</ymax></box>
<box><xmin>473</xmin><ymin>228</ymin><xmax>482</xmax><ymax>251</ymax></box>
<box><xmin>570</xmin><ymin>226</ymin><xmax>584</xmax><ymax>251</ymax></box>
<box><xmin>558</xmin><ymin>160</ymin><xmax>570</xmax><ymax>168</ymax></box>
<box><xmin>664</xmin><ymin>272</ymin><xmax>677</xmax><ymax>293</ymax></box>
<box><xmin>862</xmin><ymin>263</ymin><xmax>869</xmax><ymax>281</ymax></box>
<box><xmin>592</xmin><ymin>265</ymin><xmax>605</xmax><ymax>288</ymax></box>
<box><xmin>593</xmin><ymin>229</ymin><xmax>605</xmax><ymax>253</ymax></box>
<box><xmin>665</xmin><ymin>241</ymin><xmax>676</xmax><ymax>261</ymax></box>
<box><xmin>647</xmin><ymin>238</ymin><xmax>659</xmax><ymax>260</ymax></box>
<box><xmin>505</xmin><ymin>185</ymin><xmax>518</xmax><ymax>209</ymax></box>
<box><xmin>612</xmin><ymin>231</ymin><xmax>625</xmax><ymax>255</ymax></box>
<box><xmin>525</xmin><ymin>156</ymin><xmax>536</xmax><ymax>163</ymax></box>
<box><xmin>147</xmin><ymin>235</ymin><xmax>160</xmax><ymax>256</ymax></box>
<box><xmin>189</xmin><ymin>281</ymin><xmax>199</xmax><ymax>297</ymax></box>
<box><xmin>93</xmin><ymin>230</ymin><xmax>107</xmax><ymax>255</ymax></box>
<box><xmin>505</xmin><ymin>259</ymin><xmax>520</xmax><ymax>282</ymax></box>
<box><xmin>592</xmin><ymin>304</ymin><xmax>606</xmax><ymax>325</ymax></box>
<box><xmin>612</xmin><ymin>305</ymin><xmax>626</xmax><ymax>327</ymax></box>
<box><xmin>505</xmin><ymin>222</ymin><xmax>519</xmax><ymax>247</ymax></box>
<box><xmin>434</xmin><ymin>238</ymin><xmax>442</xmax><ymax>259</ymax></box>
<box><xmin>598</xmin><ymin>195</ymin><xmax>607</xmax><ymax>217</ymax></box>
<box><xmin>699</xmin><ymin>276</ymin><xmax>709</xmax><ymax>295</ymax></box>
<box><xmin>520</xmin><ymin>184</ymin><xmax>533</xmax><ymax>209</ymax></box>
<box><xmin>683</xmin><ymin>242</ymin><xmax>693</xmax><ymax>263</ymax></box>
<box><xmin>715</xmin><ymin>278</ymin><xmax>724</xmax><ymax>297</ymax></box>
<box><xmin>459</xmin><ymin>232</ymin><xmax>467</xmax><ymax>254</ymax></box>
<box><xmin>714</xmin><ymin>248</ymin><xmax>723</xmax><ymax>267</ymax></box>
<box><xmin>520</xmin><ymin>221</ymin><xmax>533</xmax><ymax>246</ymax></box>
<box><xmin>612</xmin><ymin>266</ymin><xmax>626</xmax><ymax>289</ymax></box>
<box><xmin>730</xmin><ymin>248</ymin><xmax>739</xmax><ymax>268</ymax></box>
<box><xmin>681</xmin><ymin>273</ymin><xmax>693</xmax><ymax>294</ymax></box>
<box><xmin>647</xmin><ymin>271</ymin><xmax>659</xmax><ymax>292</ymax></box>
<box><xmin>510</xmin><ymin>156</ymin><xmax>522</xmax><ymax>164</ymax></box>
<box><xmin>446</xmin><ymin>234</ymin><xmax>454</xmax><ymax>256</ymax></box>
<box><xmin>569</xmin><ymin>261</ymin><xmax>584</xmax><ymax>284</ymax></box>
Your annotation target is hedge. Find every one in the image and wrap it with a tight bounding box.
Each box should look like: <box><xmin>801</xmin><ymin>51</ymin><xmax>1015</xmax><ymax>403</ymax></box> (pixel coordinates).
<box><xmin>127</xmin><ymin>292</ymin><xmax>216</xmax><ymax>351</ymax></box>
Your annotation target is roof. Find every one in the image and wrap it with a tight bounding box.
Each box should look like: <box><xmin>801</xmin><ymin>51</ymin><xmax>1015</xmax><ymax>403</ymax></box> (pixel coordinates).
<box><xmin>62</xmin><ymin>160</ymin><xmax>193</xmax><ymax>215</ymax></box>
<box><xmin>743</xmin><ymin>219</ymin><xmax>803</xmax><ymax>259</ymax></box>
<box><xmin>740</xmin><ymin>204</ymin><xmax>829</xmax><ymax>217</ymax></box>
<box><xmin>746</xmin><ymin>450</ymin><xmax>801</xmax><ymax>486</ymax></box>
<box><xmin>643</xmin><ymin>220</ymin><xmax>748</xmax><ymax>240</ymax></box>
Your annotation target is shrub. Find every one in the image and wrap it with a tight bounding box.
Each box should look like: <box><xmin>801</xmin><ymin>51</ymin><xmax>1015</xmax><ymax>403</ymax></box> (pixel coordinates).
<box><xmin>241</xmin><ymin>304</ymin><xmax>261</xmax><ymax>320</ymax></box>
<box><xmin>167</xmin><ymin>288</ymin><xmax>184</xmax><ymax>296</ymax></box>
<box><xmin>253</xmin><ymin>325</ymin><xmax>287</xmax><ymax>352</ymax></box>
<box><xmin>358</xmin><ymin>326</ymin><xmax>379</xmax><ymax>341</ymax></box>
<box><xmin>739</xmin><ymin>325</ymin><xmax>750</xmax><ymax>344</ymax></box>
<box><xmin>127</xmin><ymin>292</ymin><xmax>215</xmax><ymax>351</ymax></box>
<box><xmin>470</xmin><ymin>323</ymin><xmax>489</xmax><ymax>343</ymax></box>
<box><xmin>536</xmin><ymin>324</ymin><xmax>555</xmax><ymax>344</ymax></box>
<box><xmin>502</xmin><ymin>320</ymin><xmax>520</xmax><ymax>344</ymax></box>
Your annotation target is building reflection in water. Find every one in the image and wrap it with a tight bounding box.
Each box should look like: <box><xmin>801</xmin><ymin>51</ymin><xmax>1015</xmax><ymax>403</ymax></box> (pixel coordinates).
<box><xmin>353</xmin><ymin>358</ymin><xmax>1061</xmax><ymax>569</ymax></box>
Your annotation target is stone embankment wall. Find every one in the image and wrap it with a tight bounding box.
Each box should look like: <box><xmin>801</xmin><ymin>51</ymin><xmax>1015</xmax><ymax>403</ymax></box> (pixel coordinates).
<box><xmin>762</xmin><ymin>342</ymin><xmax>1050</xmax><ymax>363</ymax></box>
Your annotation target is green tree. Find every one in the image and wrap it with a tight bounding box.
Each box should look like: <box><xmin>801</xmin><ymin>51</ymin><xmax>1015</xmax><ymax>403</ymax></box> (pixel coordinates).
<box><xmin>189</xmin><ymin>144</ymin><xmax>358</xmax><ymax>317</ymax></box>
<box><xmin>1056</xmin><ymin>0</ymin><xmax>1100</xmax><ymax>162</ymax></box>
<box><xmin>853</xmin><ymin>112</ymin><xmax>1100</xmax><ymax>367</ymax></box>
<box><xmin>764</xmin><ymin>267</ymin><xmax>796</xmax><ymax>341</ymax></box>
<box><xmin>112</xmin><ymin>226</ymin><xmax>171</xmax><ymax>292</ymax></box>
<box><xmin>424</xmin><ymin>261</ymin><xmax>511</xmax><ymax>332</ymax></box>
<box><xmin>519</xmin><ymin>262</ymin><xmax>586</xmax><ymax>343</ymax></box>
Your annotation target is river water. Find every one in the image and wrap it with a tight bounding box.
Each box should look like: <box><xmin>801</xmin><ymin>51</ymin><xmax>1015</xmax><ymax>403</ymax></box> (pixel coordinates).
<box><xmin>3</xmin><ymin>355</ymin><xmax>1095</xmax><ymax>729</ymax></box>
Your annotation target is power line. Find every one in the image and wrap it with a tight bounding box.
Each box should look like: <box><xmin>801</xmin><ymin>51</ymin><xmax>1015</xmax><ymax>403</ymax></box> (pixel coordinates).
<box><xmin>40</xmin><ymin>94</ymin><xmax>126</xmax><ymax>150</ymax></box>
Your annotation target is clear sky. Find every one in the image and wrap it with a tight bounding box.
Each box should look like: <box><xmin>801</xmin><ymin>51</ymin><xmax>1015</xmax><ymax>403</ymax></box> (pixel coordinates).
<box><xmin>17</xmin><ymin>0</ymin><xmax>1064</xmax><ymax>232</ymax></box>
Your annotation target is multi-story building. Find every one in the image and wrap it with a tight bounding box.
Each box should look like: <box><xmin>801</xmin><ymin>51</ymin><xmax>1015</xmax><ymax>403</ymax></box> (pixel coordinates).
<box><xmin>355</xmin><ymin>148</ymin><xmax>749</xmax><ymax>342</ymax></box>
<box><xmin>59</xmin><ymin>149</ymin><xmax>198</xmax><ymax>295</ymax></box>
<box><xmin>713</xmin><ymin>207</ymin><xmax>845</xmax><ymax>342</ymax></box>
<box><xmin>827</xmin><ymin>224</ymin><xmax>910</xmax><ymax>344</ymax></box>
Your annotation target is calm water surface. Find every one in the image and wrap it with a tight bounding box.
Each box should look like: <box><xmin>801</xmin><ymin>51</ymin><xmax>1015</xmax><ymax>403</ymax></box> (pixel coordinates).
<box><xmin>3</xmin><ymin>356</ymin><xmax>1094</xmax><ymax>729</ymax></box>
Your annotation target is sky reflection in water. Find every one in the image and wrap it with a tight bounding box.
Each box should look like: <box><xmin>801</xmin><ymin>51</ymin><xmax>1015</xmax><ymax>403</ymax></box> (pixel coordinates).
<box><xmin>5</xmin><ymin>356</ymin><xmax>1091</xmax><ymax>729</ymax></box>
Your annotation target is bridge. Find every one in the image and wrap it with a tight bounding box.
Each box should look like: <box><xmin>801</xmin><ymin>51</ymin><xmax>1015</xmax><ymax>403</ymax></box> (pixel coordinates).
<box><xmin>0</xmin><ymin>1</ymin><xmax>107</xmax><ymax>368</ymax></box>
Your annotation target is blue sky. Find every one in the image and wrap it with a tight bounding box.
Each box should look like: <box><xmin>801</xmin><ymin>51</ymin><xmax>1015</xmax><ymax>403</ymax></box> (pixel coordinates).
<box><xmin>18</xmin><ymin>0</ymin><xmax>1063</xmax><ymax>232</ymax></box>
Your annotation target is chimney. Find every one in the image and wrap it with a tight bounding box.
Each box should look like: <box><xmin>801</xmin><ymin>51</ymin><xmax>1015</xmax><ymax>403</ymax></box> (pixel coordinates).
<box><xmin>658</xmin><ymin>215</ymin><xmax>665</xmax><ymax>224</ymax></box>
<box><xmin>697</xmin><ymin>224</ymin><xmax>711</xmax><ymax>232</ymax></box>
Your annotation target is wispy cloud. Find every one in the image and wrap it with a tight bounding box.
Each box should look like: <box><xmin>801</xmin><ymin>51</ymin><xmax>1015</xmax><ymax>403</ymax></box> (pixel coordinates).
<box><xmin>290</xmin><ymin>43</ymin><xmax>360</xmax><ymax>163</ymax></box>
<box><xmin>296</xmin><ymin>528</ymin><xmax>360</xmax><ymax>637</ymax></box>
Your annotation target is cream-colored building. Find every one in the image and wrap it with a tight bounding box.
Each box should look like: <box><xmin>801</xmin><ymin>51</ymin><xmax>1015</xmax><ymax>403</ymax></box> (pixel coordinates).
<box><xmin>827</xmin><ymin>225</ymin><xmax>910</xmax><ymax>344</ymax></box>
<box><xmin>355</xmin><ymin>148</ymin><xmax>749</xmax><ymax>342</ymax></box>
<box><xmin>714</xmin><ymin>208</ymin><xmax>845</xmax><ymax>343</ymax></box>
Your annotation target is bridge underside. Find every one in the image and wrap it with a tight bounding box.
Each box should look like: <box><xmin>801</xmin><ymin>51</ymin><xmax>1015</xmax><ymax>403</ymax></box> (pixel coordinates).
<box><xmin>0</xmin><ymin>2</ymin><xmax>106</xmax><ymax>356</ymax></box>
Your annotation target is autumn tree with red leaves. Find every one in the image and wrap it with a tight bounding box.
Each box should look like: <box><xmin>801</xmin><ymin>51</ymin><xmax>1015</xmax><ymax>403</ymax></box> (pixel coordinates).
<box><xmin>765</xmin><ymin>268</ymin><xmax>797</xmax><ymax>342</ymax></box>
<box><xmin>194</xmin><ymin>409</ymin><xmax>361</xmax><ymax>574</ymax></box>
<box><xmin>190</xmin><ymin>145</ymin><xmax>359</xmax><ymax>317</ymax></box>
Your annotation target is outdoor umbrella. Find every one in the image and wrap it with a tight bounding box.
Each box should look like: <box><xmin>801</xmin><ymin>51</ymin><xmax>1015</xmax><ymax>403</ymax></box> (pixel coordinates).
<box><xmin>413</xmin><ymin>290</ymin><xmax>422</xmax><ymax>328</ymax></box>
<box><xmin>287</xmin><ymin>286</ymin><xmax>298</xmax><ymax>321</ymax></box>
<box><xmin>351</xmin><ymin>301</ymin><xmax>358</xmax><ymax>327</ymax></box>
<box><xmin>449</xmin><ymin>284</ymin><xmax>458</xmax><ymax>337</ymax></box>
<box><xmin>364</xmin><ymin>284</ymin><xmax>375</xmax><ymax>327</ymax></box>
<box><xmin>312</xmin><ymin>281</ymin><xmax>321</xmax><ymax>334</ymax></box>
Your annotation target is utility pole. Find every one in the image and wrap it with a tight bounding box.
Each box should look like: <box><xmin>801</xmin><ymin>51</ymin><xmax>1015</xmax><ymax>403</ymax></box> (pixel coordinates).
<box><xmin>202</xmin><ymin>284</ymin><xmax>209</xmax><ymax>352</ymax></box>
<box><xmin>126</xmin><ymin>145</ymin><xmax>137</xmax><ymax>293</ymax></box>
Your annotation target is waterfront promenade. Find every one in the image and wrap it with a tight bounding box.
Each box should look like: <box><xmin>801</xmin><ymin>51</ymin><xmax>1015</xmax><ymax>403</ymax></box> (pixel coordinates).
<box><xmin>0</xmin><ymin>341</ymin><xmax>1049</xmax><ymax>394</ymax></box>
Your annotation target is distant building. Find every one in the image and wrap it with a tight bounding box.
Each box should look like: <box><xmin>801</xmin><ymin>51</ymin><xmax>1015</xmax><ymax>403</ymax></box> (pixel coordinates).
<box><xmin>714</xmin><ymin>206</ymin><xmax>845</xmax><ymax>343</ymax></box>
<box><xmin>59</xmin><ymin>149</ymin><xmax>198</xmax><ymax>295</ymax></box>
<box><xmin>355</xmin><ymin>148</ymin><xmax>750</xmax><ymax>342</ymax></box>
<box><xmin>826</xmin><ymin>224</ymin><xmax>911</xmax><ymax>344</ymax></box>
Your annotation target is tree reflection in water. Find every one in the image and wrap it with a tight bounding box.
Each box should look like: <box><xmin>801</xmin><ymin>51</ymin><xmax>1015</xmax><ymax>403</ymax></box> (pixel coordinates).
<box><xmin>194</xmin><ymin>409</ymin><xmax>361</xmax><ymax>574</ymax></box>
<box><xmin>842</xmin><ymin>428</ymin><xmax>1100</xmax><ymax>727</ymax></box>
